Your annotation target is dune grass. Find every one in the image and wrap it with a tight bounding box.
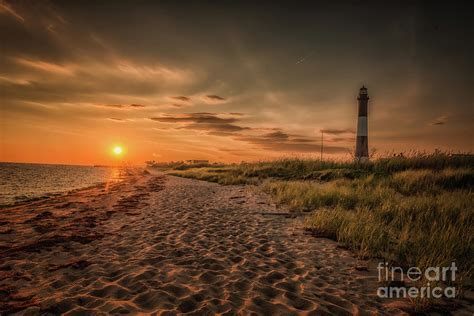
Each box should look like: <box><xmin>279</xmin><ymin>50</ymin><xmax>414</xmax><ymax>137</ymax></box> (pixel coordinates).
<box><xmin>171</xmin><ymin>151</ymin><xmax>473</xmax><ymax>181</ymax></box>
<box><xmin>169</xmin><ymin>167</ymin><xmax>256</xmax><ymax>185</ymax></box>
<box><xmin>169</xmin><ymin>152</ymin><xmax>474</xmax><ymax>304</ymax></box>
<box><xmin>264</xmin><ymin>174</ymin><xmax>473</xmax><ymax>265</ymax></box>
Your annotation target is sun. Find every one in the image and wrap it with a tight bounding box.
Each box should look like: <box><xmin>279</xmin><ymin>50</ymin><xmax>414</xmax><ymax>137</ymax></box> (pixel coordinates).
<box><xmin>113</xmin><ymin>146</ymin><xmax>123</xmax><ymax>155</ymax></box>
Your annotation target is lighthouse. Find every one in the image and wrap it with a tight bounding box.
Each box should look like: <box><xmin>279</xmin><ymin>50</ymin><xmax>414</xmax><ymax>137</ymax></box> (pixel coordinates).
<box><xmin>355</xmin><ymin>86</ymin><xmax>369</xmax><ymax>160</ymax></box>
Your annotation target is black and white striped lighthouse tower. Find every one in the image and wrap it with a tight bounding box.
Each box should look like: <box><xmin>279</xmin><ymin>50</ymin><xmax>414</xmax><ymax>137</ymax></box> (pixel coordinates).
<box><xmin>355</xmin><ymin>86</ymin><xmax>369</xmax><ymax>160</ymax></box>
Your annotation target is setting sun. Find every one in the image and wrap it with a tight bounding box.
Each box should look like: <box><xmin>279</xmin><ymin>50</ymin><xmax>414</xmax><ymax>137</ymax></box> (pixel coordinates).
<box><xmin>113</xmin><ymin>146</ymin><xmax>123</xmax><ymax>155</ymax></box>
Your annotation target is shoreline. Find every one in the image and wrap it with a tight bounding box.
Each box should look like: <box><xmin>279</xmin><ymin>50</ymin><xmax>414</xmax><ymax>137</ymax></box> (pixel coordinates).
<box><xmin>0</xmin><ymin>166</ymin><xmax>145</xmax><ymax>209</ymax></box>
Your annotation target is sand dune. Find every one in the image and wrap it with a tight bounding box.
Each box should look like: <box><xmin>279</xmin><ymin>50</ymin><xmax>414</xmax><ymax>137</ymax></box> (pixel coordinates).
<box><xmin>0</xmin><ymin>173</ymin><xmax>407</xmax><ymax>315</ymax></box>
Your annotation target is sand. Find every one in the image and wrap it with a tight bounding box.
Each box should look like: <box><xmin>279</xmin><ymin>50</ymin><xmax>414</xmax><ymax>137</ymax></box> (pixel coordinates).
<box><xmin>0</xmin><ymin>172</ymin><xmax>409</xmax><ymax>315</ymax></box>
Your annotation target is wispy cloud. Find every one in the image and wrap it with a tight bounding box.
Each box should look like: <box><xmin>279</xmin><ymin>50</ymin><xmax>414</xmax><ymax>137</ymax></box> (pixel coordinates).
<box><xmin>14</xmin><ymin>57</ymin><xmax>75</xmax><ymax>75</ymax></box>
<box><xmin>150</xmin><ymin>113</ymin><xmax>238</xmax><ymax>124</ymax></box>
<box><xmin>320</xmin><ymin>128</ymin><xmax>355</xmax><ymax>135</ymax></box>
<box><xmin>235</xmin><ymin>135</ymin><xmax>347</xmax><ymax>153</ymax></box>
<box><xmin>100</xmin><ymin>103</ymin><xmax>147</xmax><ymax>109</ymax></box>
<box><xmin>263</xmin><ymin>131</ymin><xmax>289</xmax><ymax>140</ymax></box>
<box><xmin>327</xmin><ymin>136</ymin><xmax>355</xmax><ymax>143</ymax></box>
<box><xmin>0</xmin><ymin>75</ymin><xmax>31</xmax><ymax>85</ymax></box>
<box><xmin>291</xmin><ymin>138</ymin><xmax>316</xmax><ymax>143</ymax></box>
<box><xmin>181</xmin><ymin>123</ymin><xmax>250</xmax><ymax>133</ymax></box>
<box><xmin>116</xmin><ymin>61</ymin><xmax>193</xmax><ymax>83</ymax></box>
<box><xmin>0</xmin><ymin>1</ymin><xmax>25</xmax><ymax>22</ymax></box>
<box><xmin>430</xmin><ymin>115</ymin><xmax>448</xmax><ymax>126</ymax></box>
<box><xmin>102</xmin><ymin>104</ymin><xmax>124</xmax><ymax>108</ymax></box>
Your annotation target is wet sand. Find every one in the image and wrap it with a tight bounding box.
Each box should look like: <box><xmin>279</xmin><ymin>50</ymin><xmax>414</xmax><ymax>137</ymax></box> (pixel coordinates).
<box><xmin>0</xmin><ymin>173</ymin><xmax>407</xmax><ymax>315</ymax></box>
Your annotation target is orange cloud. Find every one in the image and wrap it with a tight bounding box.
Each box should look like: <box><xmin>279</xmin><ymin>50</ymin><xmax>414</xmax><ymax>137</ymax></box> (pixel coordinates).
<box><xmin>13</xmin><ymin>57</ymin><xmax>75</xmax><ymax>76</ymax></box>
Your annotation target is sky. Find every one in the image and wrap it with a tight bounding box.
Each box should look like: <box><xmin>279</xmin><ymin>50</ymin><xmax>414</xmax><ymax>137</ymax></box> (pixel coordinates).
<box><xmin>1</xmin><ymin>0</ymin><xmax>473</xmax><ymax>165</ymax></box>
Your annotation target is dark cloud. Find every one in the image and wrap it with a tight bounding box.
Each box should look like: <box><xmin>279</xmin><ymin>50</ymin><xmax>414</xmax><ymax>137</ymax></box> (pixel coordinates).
<box><xmin>262</xmin><ymin>131</ymin><xmax>326</xmax><ymax>145</ymax></box>
<box><xmin>192</xmin><ymin>112</ymin><xmax>219</xmax><ymax>115</ymax></box>
<box><xmin>328</xmin><ymin>137</ymin><xmax>355</xmax><ymax>143</ymax></box>
<box><xmin>150</xmin><ymin>112</ymin><xmax>344</xmax><ymax>153</ymax></box>
<box><xmin>0</xmin><ymin>1</ymin><xmax>72</xmax><ymax>62</ymax></box>
<box><xmin>232</xmin><ymin>129</ymin><xmax>348</xmax><ymax>153</ymax></box>
<box><xmin>101</xmin><ymin>103</ymin><xmax>147</xmax><ymax>109</ymax></box>
<box><xmin>291</xmin><ymin>138</ymin><xmax>316</xmax><ymax>143</ymax></box>
<box><xmin>150</xmin><ymin>113</ymin><xmax>238</xmax><ymax>124</ymax></box>
<box><xmin>321</xmin><ymin>128</ymin><xmax>355</xmax><ymax>135</ymax></box>
<box><xmin>109</xmin><ymin>117</ymin><xmax>124</xmax><ymax>121</ymax></box>
<box><xmin>189</xmin><ymin>112</ymin><xmax>243</xmax><ymax>116</ymax></box>
<box><xmin>235</xmin><ymin>135</ymin><xmax>347</xmax><ymax>153</ymax></box>
<box><xmin>181</xmin><ymin>123</ymin><xmax>249</xmax><ymax>133</ymax></box>
<box><xmin>254</xmin><ymin>127</ymin><xmax>282</xmax><ymax>132</ymax></box>
<box><xmin>150</xmin><ymin>112</ymin><xmax>250</xmax><ymax>135</ymax></box>
<box><xmin>0</xmin><ymin>1</ymin><xmax>197</xmax><ymax>106</ymax></box>
<box><xmin>171</xmin><ymin>96</ymin><xmax>190</xmax><ymax>102</ymax></box>
<box><xmin>430</xmin><ymin>115</ymin><xmax>448</xmax><ymax>126</ymax></box>
<box><xmin>205</xmin><ymin>95</ymin><xmax>225</xmax><ymax>101</ymax></box>
<box><xmin>263</xmin><ymin>131</ymin><xmax>289</xmax><ymax>140</ymax></box>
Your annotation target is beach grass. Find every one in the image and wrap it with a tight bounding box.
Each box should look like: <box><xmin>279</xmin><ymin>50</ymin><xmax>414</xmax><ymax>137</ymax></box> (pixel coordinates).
<box><xmin>167</xmin><ymin>152</ymin><xmax>474</xmax><ymax>305</ymax></box>
<box><xmin>169</xmin><ymin>167</ymin><xmax>255</xmax><ymax>185</ymax></box>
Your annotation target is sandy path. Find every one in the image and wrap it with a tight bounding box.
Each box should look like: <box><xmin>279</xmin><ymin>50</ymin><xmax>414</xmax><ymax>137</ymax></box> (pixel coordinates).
<box><xmin>1</xmin><ymin>174</ymin><xmax>405</xmax><ymax>315</ymax></box>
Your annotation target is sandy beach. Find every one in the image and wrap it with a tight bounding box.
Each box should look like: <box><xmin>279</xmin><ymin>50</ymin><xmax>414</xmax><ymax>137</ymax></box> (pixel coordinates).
<box><xmin>1</xmin><ymin>172</ymin><xmax>407</xmax><ymax>315</ymax></box>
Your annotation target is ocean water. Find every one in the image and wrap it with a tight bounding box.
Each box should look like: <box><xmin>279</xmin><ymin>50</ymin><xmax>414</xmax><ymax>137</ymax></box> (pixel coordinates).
<box><xmin>0</xmin><ymin>162</ymin><xmax>127</xmax><ymax>206</ymax></box>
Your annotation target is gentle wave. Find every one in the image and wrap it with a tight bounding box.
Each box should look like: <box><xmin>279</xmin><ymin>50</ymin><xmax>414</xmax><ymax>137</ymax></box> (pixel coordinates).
<box><xmin>0</xmin><ymin>163</ymin><xmax>129</xmax><ymax>207</ymax></box>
